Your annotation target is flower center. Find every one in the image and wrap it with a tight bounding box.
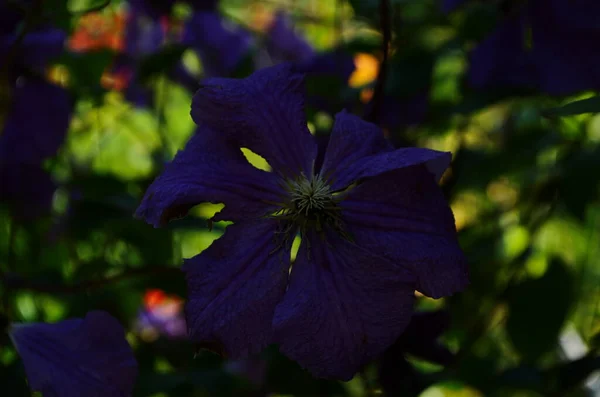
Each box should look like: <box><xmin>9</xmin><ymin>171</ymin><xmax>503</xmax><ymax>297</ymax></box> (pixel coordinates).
<box><xmin>270</xmin><ymin>174</ymin><xmax>349</xmax><ymax>252</ymax></box>
<box><xmin>288</xmin><ymin>176</ymin><xmax>333</xmax><ymax>219</ymax></box>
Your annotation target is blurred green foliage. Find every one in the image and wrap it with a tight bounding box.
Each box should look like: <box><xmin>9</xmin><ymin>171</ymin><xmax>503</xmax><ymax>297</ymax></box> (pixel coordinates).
<box><xmin>2</xmin><ymin>0</ymin><xmax>600</xmax><ymax>396</ymax></box>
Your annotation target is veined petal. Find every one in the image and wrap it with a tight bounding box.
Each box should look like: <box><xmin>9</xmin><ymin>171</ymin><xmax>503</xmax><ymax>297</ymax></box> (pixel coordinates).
<box><xmin>135</xmin><ymin>127</ymin><xmax>283</xmax><ymax>227</ymax></box>
<box><xmin>341</xmin><ymin>166</ymin><xmax>468</xmax><ymax>298</ymax></box>
<box><xmin>10</xmin><ymin>311</ymin><xmax>138</xmax><ymax>397</ymax></box>
<box><xmin>319</xmin><ymin>110</ymin><xmax>393</xmax><ymax>182</ymax></box>
<box><xmin>184</xmin><ymin>219</ymin><xmax>290</xmax><ymax>358</ymax></box>
<box><xmin>191</xmin><ymin>63</ymin><xmax>317</xmax><ymax>177</ymax></box>
<box><xmin>273</xmin><ymin>232</ymin><xmax>416</xmax><ymax>380</ymax></box>
<box><xmin>321</xmin><ymin>111</ymin><xmax>450</xmax><ymax>190</ymax></box>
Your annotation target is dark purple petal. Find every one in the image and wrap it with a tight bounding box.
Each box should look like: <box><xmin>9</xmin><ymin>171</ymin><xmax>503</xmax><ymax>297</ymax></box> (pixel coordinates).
<box><xmin>273</xmin><ymin>231</ymin><xmax>416</xmax><ymax>380</ymax></box>
<box><xmin>442</xmin><ymin>0</ymin><xmax>468</xmax><ymax>13</ymax></box>
<box><xmin>136</xmin><ymin>306</ymin><xmax>187</xmax><ymax>340</ymax></box>
<box><xmin>341</xmin><ymin>166</ymin><xmax>468</xmax><ymax>298</ymax></box>
<box><xmin>294</xmin><ymin>51</ymin><xmax>355</xmax><ymax>81</ymax></box>
<box><xmin>0</xmin><ymin>29</ymin><xmax>66</xmax><ymax>72</ymax></box>
<box><xmin>184</xmin><ymin>219</ymin><xmax>289</xmax><ymax>358</ymax></box>
<box><xmin>128</xmin><ymin>0</ymin><xmax>177</xmax><ymax>19</ymax></box>
<box><xmin>183</xmin><ymin>11</ymin><xmax>251</xmax><ymax>77</ymax></box>
<box><xmin>10</xmin><ymin>311</ymin><xmax>138</xmax><ymax>397</ymax></box>
<box><xmin>294</xmin><ymin>51</ymin><xmax>357</xmax><ymax>114</ymax></box>
<box><xmin>468</xmin><ymin>16</ymin><xmax>537</xmax><ymax>91</ymax></box>
<box><xmin>266</xmin><ymin>12</ymin><xmax>314</xmax><ymax>63</ymax></box>
<box><xmin>0</xmin><ymin>164</ymin><xmax>56</xmax><ymax>221</ymax></box>
<box><xmin>124</xmin><ymin>8</ymin><xmax>165</xmax><ymax>57</ymax></box>
<box><xmin>191</xmin><ymin>63</ymin><xmax>317</xmax><ymax>177</ymax></box>
<box><xmin>321</xmin><ymin>111</ymin><xmax>450</xmax><ymax>190</ymax></box>
<box><xmin>528</xmin><ymin>1</ymin><xmax>600</xmax><ymax>94</ymax></box>
<box><xmin>468</xmin><ymin>0</ymin><xmax>600</xmax><ymax>94</ymax></box>
<box><xmin>320</xmin><ymin>110</ymin><xmax>393</xmax><ymax>181</ymax></box>
<box><xmin>542</xmin><ymin>0</ymin><xmax>600</xmax><ymax>31</ymax></box>
<box><xmin>0</xmin><ymin>78</ymin><xmax>72</xmax><ymax>165</ymax></box>
<box><xmin>135</xmin><ymin>126</ymin><xmax>283</xmax><ymax>226</ymax></box>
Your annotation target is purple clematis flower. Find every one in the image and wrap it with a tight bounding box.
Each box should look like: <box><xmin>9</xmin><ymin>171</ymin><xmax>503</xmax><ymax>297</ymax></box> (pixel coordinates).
<box><xmin>468</xmin><ymin>0</ymin><xmax>600</xmax><ymax>95</ymax></box>
<box><xmin>183</xmin><ymin>11</ymin><xmax>252</xmax><ymax>77</ymax></box>
<box><xmin>9</xmin><ymin>311</ymin><xmax>138</xmax><ymax>397</ymax></box>
<box><xmin>0</xmin><ymin>77</ymin><xmax>72</xmax><ymax>165</ymax></box>
<box><xmin>265</xmin><ymin>11</ymin><xmax>314</xmax><ymax>64</ymax></box>
<box><xmin>258</xmin><ymin>11</ymin><xmax>355</xmax><ymax>114</ymax></box>
<box><xmin>136</xmin><ymin>63</ymin><xmax>468</xmax><ymax>380</ymax></box>
<box><xmin>0</xmin><ymin>7</ymin><xmax>72</xmax><ymax>220</ymax></box>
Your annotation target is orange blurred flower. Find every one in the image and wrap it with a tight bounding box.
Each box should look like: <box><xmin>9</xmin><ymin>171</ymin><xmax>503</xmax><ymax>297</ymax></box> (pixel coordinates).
<box><xmin>69</xmin><ymin>11</ymin><xmax>126</xmax><ymax>52</ymax></box>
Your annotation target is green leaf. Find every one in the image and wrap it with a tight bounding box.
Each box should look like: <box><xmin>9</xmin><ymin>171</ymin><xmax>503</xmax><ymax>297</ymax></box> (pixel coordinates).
<box><xmin>544</xmin><ymin>96</ymin><xmax>600</xmax><ymax>117</ymax></box>
<box><xmin>67</xmin><ymin>0</ymin><xmax>111</xmax><ymax>14</ymax></box>
<box><xmin>506</xmin><ymin>259</ymin><xmax>575</xmax><ymax>361</ymax></box>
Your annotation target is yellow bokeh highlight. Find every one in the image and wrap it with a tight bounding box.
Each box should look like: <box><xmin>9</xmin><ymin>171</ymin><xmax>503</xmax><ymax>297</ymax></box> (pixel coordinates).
<box><xmin>241</xmin><ymin>147</ymin><xmax>272</xmax><ymax>172</ymax></box>
<box><xmin>290</xmin><ymin>235</ymin><xmax>302</xmax><ymax>262</ymax></box>
<box><xmin>348</xmin><ymin>53</ymin><xmax>379</xmax><ymax>88</ymax></box>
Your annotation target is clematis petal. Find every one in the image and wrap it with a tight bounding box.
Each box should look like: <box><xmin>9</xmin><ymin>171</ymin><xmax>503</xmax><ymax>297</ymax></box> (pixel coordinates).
<box><xmin>191</xmin><ymin>63</ymin><xmax>317</xmax><ymax>177</ymax></box>
<box><xmin>10</xmin><ymin>311</ymin><xmax>138</xmax><ymax>397</ymax></box>
<box><xmin>0</xmin><ymin>78</ymin><xmax>72</xmax><ymax>165</ymax></box>
<box><xmin>184</xmin><ymin>219</ymin><xmax>290</xmax><ymax>358</ymax></box>
<box><xmin>321</xmin><ymin>111</ymin><xmax>450</xmax><ymax>190</ymax></box>
<box><xmin>320</xmin><ymin>110</ymin><xmax>393</xmax><ymax>181</ymax></box>
<box><xmin>468</xmin><ymin>16</ymin><xmax>537</xmax><ymax>91</ymax></box>
<box><xmin>341</xmin><ymin>165</ymin><xmax>468</xmax><ymax>298</ymax></box>
<box><xmin>128</xmin><ymin>0</ymin><xmax>178</xmax><ymax>19</ymax></box>
<box><xmin>183</xmin><ymin>11</ymin><xmax>252</xmax><ymax>77</ymax></box>
<box><xmin>0</xmin><ymin>29</ymin><xmax>67</xmax><ymax>71</ymax></box>
<box><xmin>442</xmin><ymin>0</ymin><xmax>467</xmax><ymax>13</ymax></box>
<box><xmin>266</xmin><ymin>11</ymin><xmax>314</xmax><ymax>63</ymax></box>
<box><xmin>273</xmin><ymin>231</ymin><xmax>416</xmax><ymax>380</ymax></box>
<box><xmin>528</xmin><ymin>1</ymin><xmax>600</xmax><ymax>95</ymax></box>
<box><xmin>136</xmin><ymin>127</ymin><xmax>283</xmax><ymax>227</ymax></box>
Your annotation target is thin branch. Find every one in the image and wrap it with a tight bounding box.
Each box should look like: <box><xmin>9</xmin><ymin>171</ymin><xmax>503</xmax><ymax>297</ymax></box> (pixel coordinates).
<box><xmin>0</xmin><ymin>266</ymin><xmax>182</xmax><ymax>295</ymax></box>
<box><xmin>366</xmin><ymin>0</ymin><xmax>392</xmax><ymax>124</ymax></box>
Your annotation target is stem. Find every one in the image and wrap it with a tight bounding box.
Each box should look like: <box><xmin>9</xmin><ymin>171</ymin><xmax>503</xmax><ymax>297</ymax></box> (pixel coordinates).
<box><xmin>0</xmin><ymin>266</ymin><xmax>182</xmax><ymax>295</ymax></box>
<box><xmin>365</xmin><ymin>0</ymin><xmax>391</xmax><ymax>124</ymax></box>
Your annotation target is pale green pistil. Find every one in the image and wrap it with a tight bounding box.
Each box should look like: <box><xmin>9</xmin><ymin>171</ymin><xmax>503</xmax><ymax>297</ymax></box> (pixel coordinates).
<box><xmin>288</xmin><ymin>176</ymin><xmax>333</xmax><ymax>217</ymax></box>
<box><xmin>270</xmin><ymin>174</ymin><xmax>349</xmax><ymax>252</ymax></box>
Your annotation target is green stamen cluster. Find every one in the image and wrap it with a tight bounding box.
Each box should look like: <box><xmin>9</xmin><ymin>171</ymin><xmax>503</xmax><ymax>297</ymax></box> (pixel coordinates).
<box><xmin>270</xmin><ymin>174</ymin><xmax>350</xmax><ymax>254</ymax></box>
